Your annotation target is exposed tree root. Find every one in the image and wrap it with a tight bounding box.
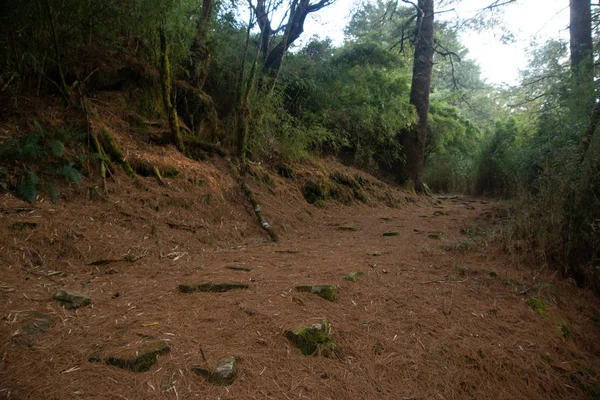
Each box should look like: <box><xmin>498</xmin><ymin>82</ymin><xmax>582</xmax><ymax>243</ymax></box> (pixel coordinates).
<box><xmin>225</xmin><ymin>161</ymin><xmax>278</xmax><ymax>242</ymax></box>
<box><xmin>183</xmin><ymin>135</ymin><xmax>227</xmax><ymax>157</ymax></box>
<box><xmin>98</xmin><ymin>128</ymin><xmax>136</xmax><ymax>179</ymax></box>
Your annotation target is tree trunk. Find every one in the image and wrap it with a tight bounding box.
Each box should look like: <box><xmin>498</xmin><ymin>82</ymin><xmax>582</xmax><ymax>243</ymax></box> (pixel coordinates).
<box><xmin>402</xmin><ymin>0</ymin><xmax>434</xmax><ymax>192</ymax></box>
<box><xmin>570</xmin><ymin>0</ymin><xmax>593</xmax><ymax>78</ymax></box>
<box><xmin>159</xmin><ymin>26</ymin><xmax>185</xmax><ymax>152</ymax></box>
<box><xmin>570</xmin><ymin>0</ymin><xmax>596</xmax><ymax>156</ymax></box>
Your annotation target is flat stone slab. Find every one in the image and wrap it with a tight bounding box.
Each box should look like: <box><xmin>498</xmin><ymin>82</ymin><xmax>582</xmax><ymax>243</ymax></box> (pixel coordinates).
<box><xmin>285</xmin><ymin>320</ymin><xmax>336</xmax><ymax>356</ymax></box>
<box><xmin>342</xmin><ymin>271</ymin><xmax>363</xmax><ymax>282</ymax></box>
<box><xmin>89</xmin><ymin>337</ymin><xmax>170</xmax><ymax>372</ymax></box>
<box><xmin>12</xmin><ymin>311</ymin><xmax>51</xmax><ymax>346</ymax></box>
<box><xmin>54</xmin><ymin>289</ymin><xmax>91</xmax><ymax>309</ymax></box>
<box><xmin>224</xmin><ymin>265</ymin><xmax>253</xmax><ymax>272</ymax></box>
<box><xmin>179</xmin><ymin>282</ymin><xmax>249</xmax><ymax>293</ymax></box>
<box><xmin>192</xmin><ymin>356</ymin><xmax>238</xmax><ymax>386</ymax></box>
<box><xmin>295</xmin><ymin>285</ymin><xmax>338</xmax><ymax>302</ymax></box>
<box><xmin>383</xmin><ymin>232</ymin><xmax>400</xmax><ymax>237</ymax></box>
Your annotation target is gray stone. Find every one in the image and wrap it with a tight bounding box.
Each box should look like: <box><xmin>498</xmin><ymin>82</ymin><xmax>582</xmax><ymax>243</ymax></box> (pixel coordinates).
<box><xmin>179</xmin><ymin>282</ymin><xmax>249</xmax><ymax>293</ymax></box>
<box><xmin>54</xmin><ymin>289</ymin><xmax>91</xmax><ymax>309</ymax></box>
<box><xmin>89</xmin><ymin>338</ymin><xmax>170</xmax><ymax>372</ymax></box>
<box><xmin>295</xmin><ymin>285</ymin><xmax>338</xmax><ymax>302</ymax></box>
<box><xmin>192</xmin><ymin>356</ymin><xmax>238</xmax><ymax>386</ymax></box>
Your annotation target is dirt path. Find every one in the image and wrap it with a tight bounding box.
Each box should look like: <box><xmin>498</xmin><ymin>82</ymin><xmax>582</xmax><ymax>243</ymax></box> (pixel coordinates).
<box><xmin>1</xmin><ymin>195</ymin><xmax>599</xmax><ymax>399</ymax></box>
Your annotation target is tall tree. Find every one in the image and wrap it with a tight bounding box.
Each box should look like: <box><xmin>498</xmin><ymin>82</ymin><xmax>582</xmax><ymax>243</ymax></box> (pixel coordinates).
<box><xmin>401</xmin><ymin>0</ymin><xmax>434</xmax><ymax>192</ymax></box>
<box><xmin>569</xmin><ymin>0</ymin><xmax>596</xmax><ymax>154</ymax></box>
<box><xmin>251</xmin><ymin>0</ymin><xmax>333</xmax><ymax>77</ymax></box>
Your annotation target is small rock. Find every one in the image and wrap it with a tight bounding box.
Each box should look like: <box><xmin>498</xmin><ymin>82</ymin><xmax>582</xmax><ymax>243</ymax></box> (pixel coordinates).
<box><xmin>338</xmin><ymin>226</ymin><xmax>358</xmax><ymax>232</ymax></box>
<box><xmin>54</xmin><ymin>289</ymin><xmax>91</xmax><ymax>309</ymax></box>
<box><xmin>369</xmin><ymin>251</ymin><xmax>383</xmax><ymax>256</ymax></box>
<box><xmin>383</xmin><ymin>232</ymin><xmax>399</xmax><ymax>237</ymax></box>
<box><xmin>12</xmin><ymin>311</ymin><xmax>50</xmax><ymax>346</ymax></box>
<box><xmin>225</xmin><ymin>265</ymin><xmax>253</xmax><ymax>272</ymax></box>
<box><xmin>295</xmin><ymin>285</ymin><xmax>339</xmax><ymax>302</ymax></box>
<box><xmin>285</xmin><ymin>320</ymin><xmax>336</xmax><ymax>357</ymax></box>
<box><xmin>342</xmin><ymin>271</ymin><xmax>363</xmax><ymax>282</ymax></box>
<box><xmin>20</xmin><ymin>311</ymin><xmax>51</xmax><ymax>335</ymax></box>
<box><xmin>192</xmin><ymin>356</ymin><xmax>238</xmax><ymax>386</ymax></box>
<box><xmin>179</xmin><ymin>282</ymin><xmax>249</xmax><ymax>293</ymax></box>
<box><xmin>90</xmin><ymin>339</ymin><xmax>170</xmax><ymax>372</ymax></box>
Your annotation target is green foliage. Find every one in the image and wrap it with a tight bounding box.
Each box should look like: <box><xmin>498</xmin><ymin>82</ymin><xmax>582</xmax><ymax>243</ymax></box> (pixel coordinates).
<box><xmin>57</xmin><ymin>163</ymin><xmax>83</xmax><ymax>185</ymax></box>
<box><xmin>0</xmin><ymin>121</ymin><xmax>85</xmax><ymax>203</ymax></box>
<box><xmin>16</xmin><ymin>171</ymin><xmax>39</xmax><ymax>204</ymax></box>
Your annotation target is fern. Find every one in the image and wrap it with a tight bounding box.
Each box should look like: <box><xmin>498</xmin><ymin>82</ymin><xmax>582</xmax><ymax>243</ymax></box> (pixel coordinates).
<box><xmin>16</xmin><ymin>171</ymin><xmax>39</xmax><ymax>203</ymax></box>
<box><xmin>48</xmin><ymin>140</ymin><xmax>65</xmax><ymax>157</ymax></box>
<box><xmin>45</xmin><ymin>180</ymin><xmax>60</xmax><ymax>203</ymax></box>
<box><xmin>57</xmin><ymin>163</ymin><xmax>82</xmax><ymax>185</ymax></box>
<box><xmin>0</xmin><ymin>168</ymin><xmax>8</xmax><ymax>191</ymax></box>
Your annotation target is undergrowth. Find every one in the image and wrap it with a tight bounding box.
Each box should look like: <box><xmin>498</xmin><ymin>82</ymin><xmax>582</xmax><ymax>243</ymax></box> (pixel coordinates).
<box><xmin>0</xmin><ymin>121</ymin><xmax>87</xmax><ymax>203</ymax></box>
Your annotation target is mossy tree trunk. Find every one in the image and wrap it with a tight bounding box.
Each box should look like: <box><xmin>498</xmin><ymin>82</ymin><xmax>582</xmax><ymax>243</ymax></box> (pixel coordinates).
<box><xmin>159</xmin><ymin>25</ymin><xmax>185</xmax><ymax>152</ymax></box>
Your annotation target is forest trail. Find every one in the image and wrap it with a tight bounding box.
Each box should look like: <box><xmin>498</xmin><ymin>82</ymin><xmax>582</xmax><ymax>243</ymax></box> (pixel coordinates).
<box><xmin>1</xmin><ymin>186</ymin><xmax>599</xmax><ymax>400</ymax></box>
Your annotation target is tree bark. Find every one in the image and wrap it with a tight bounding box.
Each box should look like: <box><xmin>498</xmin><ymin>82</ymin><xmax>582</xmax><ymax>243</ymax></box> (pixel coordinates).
<box><xmin>570</xmin><ymin>0</ymin><xmax>593</xmax><ymax>78</ymax></box>
<box><xmin>159</xmin><ymin>26</ymin><xmax>185</xmax><ymax>152</ymax></box>
<box><xmin>402</xmin><ymin>0</ymin><xmax>434</xmax><ymax>192</ymax></box>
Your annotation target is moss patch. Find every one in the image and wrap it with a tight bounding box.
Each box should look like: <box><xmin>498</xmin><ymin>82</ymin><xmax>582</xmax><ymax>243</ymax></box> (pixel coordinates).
<box><xmin>342</xmin><ymin>271</ymin><xmax>363</xmax><ymax>282</ymax></box>
<box><xmin>101</xmin><ymin>340</ymin><xmax>170</xmax><ymax>372</ymax></box>
<box><xmin>526</xmin><ymin>297</ymin><xmax>548</xmax><ymax>317</ymax></box>
<box><xmin>179</xmin><ymin>282</ymin><xmax>249</xmax><ymax>293</ymax></box>
<box><xmin>383</xmin><ymin>232</ymin><xmax>400</xmax><ymax>237</ymax></box>
<box><xmin>285</xmin><ymin>320</ymin><xmax>336</xmax><ymax>356</ymax></box>
<box><xmin>339</xmin><ymin>226</ymin><xmax>358</xmax><ymax>232</ymax></box>
<box><xmin>295</xmin><ymin>285</ymin><xmax>339</xmax><ymax>301</ymax></box>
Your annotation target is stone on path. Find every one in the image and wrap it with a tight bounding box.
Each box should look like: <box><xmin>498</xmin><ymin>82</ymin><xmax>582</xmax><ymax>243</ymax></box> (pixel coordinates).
<box><xmin>224</xmin><ymin>265</ymin><xmax>253</xmax><ymax>272</ymax></box>
<box><xmin>89</xmin><ymin>337</ymin><xmax>170</xmax><ymax>372</ymax></box>
<box><xmin>12</xmin><ymin>311</ymin><xmax>51</xmax><ymax>346</ymax></box>
<box><xmin>54</xmin><ymin>289</ymin><xmax>91</xmax><ymax>309</ymax></box>
<box><xmin>295</xmin><ymin>285</ymin><xmax>338</xmax><ymax>301</ymax></box>
<box><xmin>285</xmin><ymin>320</ymin><xmax>336</xmax><ymax>356</ymax></box>
<box><xmin>342</xmin><ymin>271</ymin><xmax>363</xmax><ymax>282</ymax></box>
<box><xmin>179</xmin><ymin>282</ymin><xmax>249</xmax><ymax>293</ymax></box>
<box><xmin>192</xmin><ymin>356</ymin><xmax>238</xmax><ymax>386</ymax></box>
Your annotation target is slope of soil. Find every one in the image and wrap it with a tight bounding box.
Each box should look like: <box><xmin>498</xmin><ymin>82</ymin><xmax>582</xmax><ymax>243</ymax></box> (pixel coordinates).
<box><xmin>1</xmin><ymin>175</ymin><xmax>599</xmax><ymax>399</ymax></box>
<box><xmin>0</xmin><ymin>95</ymin><xmax>599</xmax><ymax>399</ymax></box>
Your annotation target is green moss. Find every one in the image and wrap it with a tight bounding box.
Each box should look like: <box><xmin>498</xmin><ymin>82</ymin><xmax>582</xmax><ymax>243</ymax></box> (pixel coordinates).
<box><xmin>526</xmin><ymin>297</ymin><xmax>548</xmax><ymax>317</ymax></box>
<box><xmin>559</xmin><ymin>321</ymin><xmax>572</xmax><ymax>338</ymax></box>
<box><xmin>342</xmin><ymin>271</ymin><xmax>363</xmax><ymax>282</ymax></box>
<box><xmin>339</xmin><ymin>226</ymin><xmax>358</xmax><ymax>232</ymax></box>
<box><xmin>383</xmin><ymin>232</ymin><xmax>400</xmax><ymax>237</ymax></box>
<box><xmin>100</xmin><ymin>128</ymin><xmax>136</xmax><ymax>178</ymax></box>
<box><xmin>285</xmin><ymin>320</ymin><xmax>336</xmax><ymax>356</ymax></box>
<box><xmin>162</xmin><ymin>167</ymin><xmax>180</xmax><ymax>178</ymax></box>
<box><xmin>295</xmin><ymin>285</ymin><xmax>339</xmax><ymax>301</ymax></box>
<box><xmin>179</xmin><ymin>282</ymin><xmax>249</xmax><ymax>293</ymax></box>
<box><xmin>428</xmin><ymin>234</ymin><xmax>442</xmax><ymax>240</ymax></box>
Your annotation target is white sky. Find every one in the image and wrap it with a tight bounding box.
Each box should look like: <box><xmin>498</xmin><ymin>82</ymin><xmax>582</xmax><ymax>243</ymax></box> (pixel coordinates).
<box><xmin>301</xmin><ymin>0</ymin><xmax>571</xmax><ymax>86</ymax></box>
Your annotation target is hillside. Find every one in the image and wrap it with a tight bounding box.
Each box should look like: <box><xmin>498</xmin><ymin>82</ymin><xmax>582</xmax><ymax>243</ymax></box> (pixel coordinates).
<box><xmin>1</xmin><ymin>95</ymin><xmax>599</xmax><ymax>399</ymax></box>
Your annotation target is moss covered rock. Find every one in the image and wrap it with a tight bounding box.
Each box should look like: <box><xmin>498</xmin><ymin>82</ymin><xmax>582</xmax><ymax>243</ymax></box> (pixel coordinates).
<box><xmin>285</xmin><ymin>320</ymin><xmax>336</xmax><ymax>356</ymax></box>
<box><xmin>90</xmin><ymin>339</ymin><xmax>170</xmax><ymax>372</ymax></box>
<box><xmin>192</xmin><ymin>356</ymin><xmax>238</xmax><ymax>386</ymax></box>
<box><xmin>54</xmin><ymin>289</ymin><xmax>91</xmax><ymax>309</ymax></box>
<box><xmin>342</xmin><ymin>271</ymin><xmax>363</xmax><ymax>282</ymax></box>
<box><xmin>179</xmin><ymin>282</ymin><xmax>249</xmax><ymax>293</ymax></box>
<box><xmin>295</xmin><ymin>285</ymin><xmax>339</xmax><ymax>302</ymax></box>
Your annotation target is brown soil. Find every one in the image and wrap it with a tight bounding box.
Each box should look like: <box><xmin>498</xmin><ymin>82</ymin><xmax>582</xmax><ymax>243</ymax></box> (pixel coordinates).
<box><xmin>1</xmin><ymin>97</ymin><xmax>599</xmax><ymax>400</ymax></box>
